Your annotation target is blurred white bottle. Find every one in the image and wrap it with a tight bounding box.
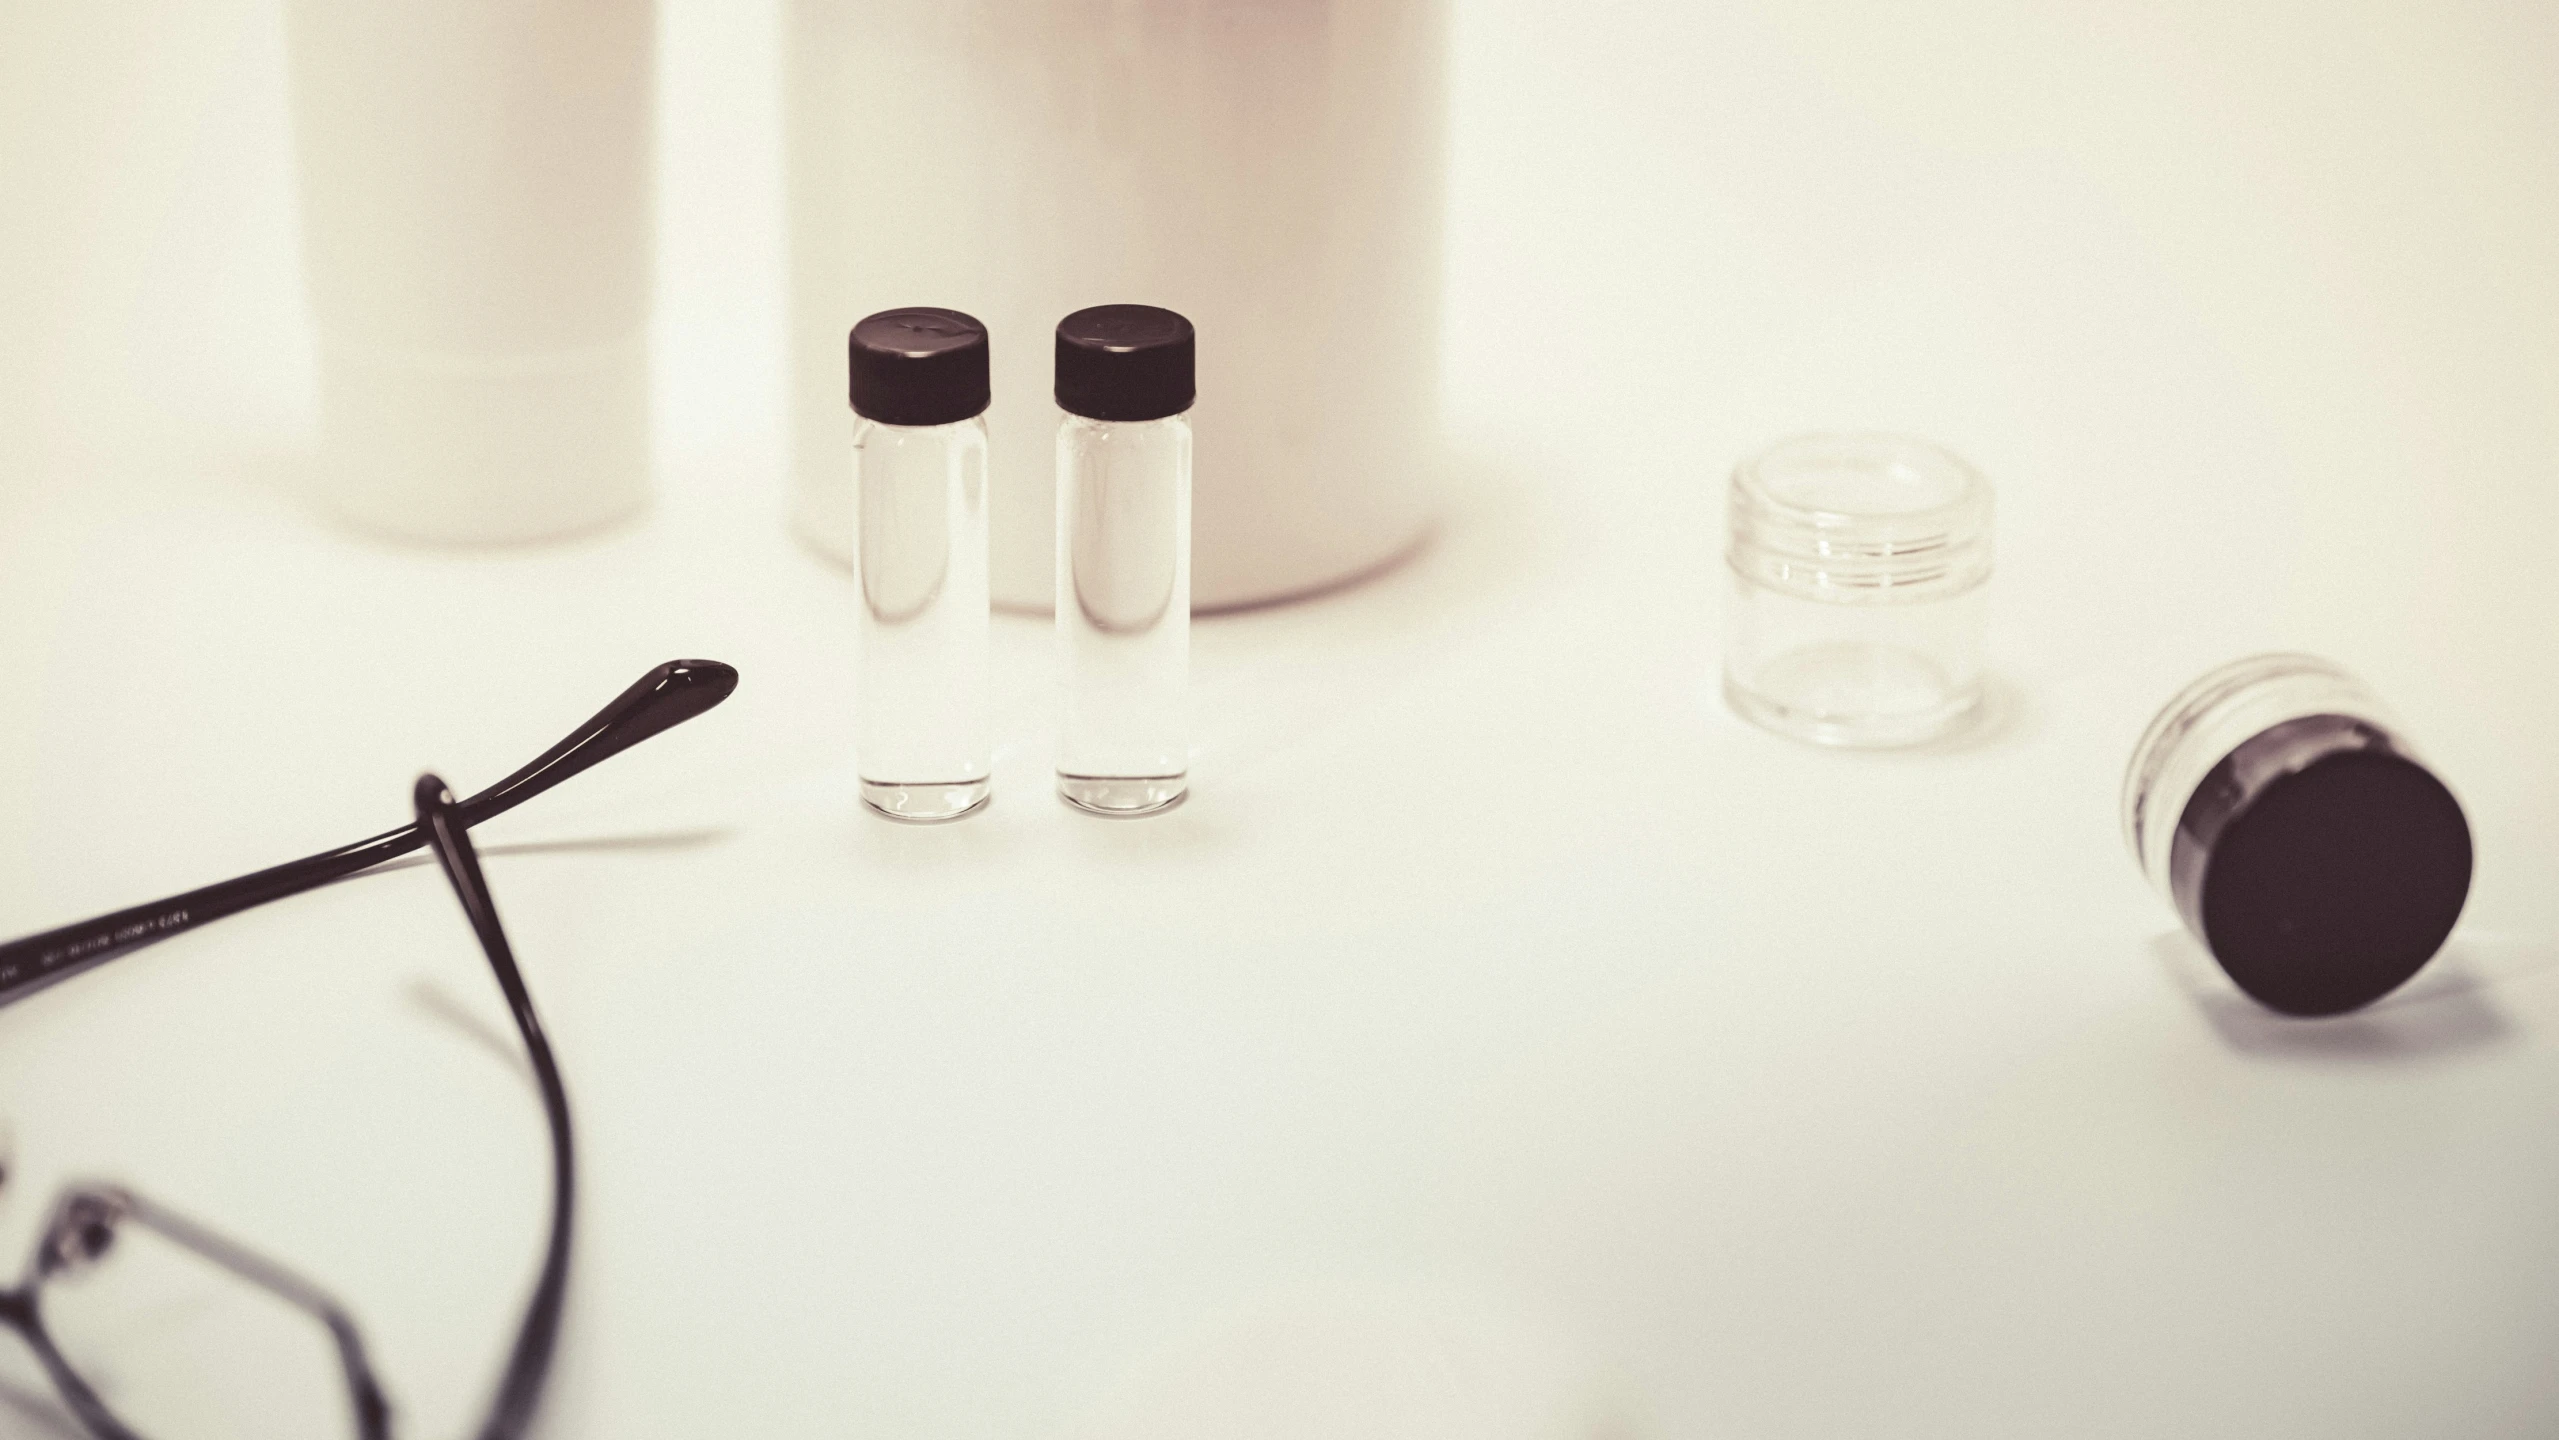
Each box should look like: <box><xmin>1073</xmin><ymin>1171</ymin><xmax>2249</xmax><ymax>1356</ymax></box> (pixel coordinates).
<box><xmin>787</xmin><ymin>0</ymin><xmax>1447</xmax><ymax>610</ymax></box>
<box><xmin>285</xmin><ymin>0</ymin><xmax>655</xmax><ymax>544</ymax></box>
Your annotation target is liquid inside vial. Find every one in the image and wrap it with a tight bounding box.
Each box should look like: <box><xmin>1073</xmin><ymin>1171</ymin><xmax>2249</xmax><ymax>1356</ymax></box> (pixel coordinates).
<box><xmin>857</xmin><ymin>418</ymin><xmax>992</xmax><ymax>821</ymax></box>
<box><xmin>1056</xmin><ymin>413</ymin><xmax>1190</xmax><ymax>815</ymax></box>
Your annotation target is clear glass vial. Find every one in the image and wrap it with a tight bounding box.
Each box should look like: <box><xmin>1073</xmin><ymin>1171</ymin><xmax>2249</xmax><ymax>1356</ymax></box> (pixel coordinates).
<box><xmin>851</xmin><ymin>308</ymin><xmax>993</xmax><ymax>822</ymax></box>
<box><xmin>2121</xmin><ymin>653</ymin><xmax>2473</xmax><ymax>1016</ymax></box>
<box><xmin>1054</xmin><ymin>305</ymin><xmax>1194</xmax><ymax>817</ymax></box>
<box><xmin>1724</xmin><ymin>433</ymin><xmax>1993</xmax><ymax>747</ymax></box>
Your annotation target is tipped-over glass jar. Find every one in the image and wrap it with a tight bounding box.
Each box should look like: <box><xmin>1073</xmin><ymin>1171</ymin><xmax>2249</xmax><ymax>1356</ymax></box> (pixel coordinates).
<box><xmin>2122</xmin><ymin>654</ymin><xmax>2474</xmax><ymax>1016</ymax></box>
<box><xmin>1723</xmin><ymin>433</ymin><xmax>1992</xmax><ymax>748</ymax></box>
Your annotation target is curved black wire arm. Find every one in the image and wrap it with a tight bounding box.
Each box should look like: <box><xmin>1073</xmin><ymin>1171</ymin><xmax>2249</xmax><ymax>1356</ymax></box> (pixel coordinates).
<box><xmin>0</xmin><ymin>1276</ymin><xmax>142</xmax><ymax>1440</ymax></box>
<box><xmin>416</xmin><ymin>776</ymin><xmax>576</xmax><ymax>1440</ymax></box>
<box><xmin>0</xmin><ymin>660</ymin><xmax>737</xmax><ymax>1010</ymax></box>
<box><xmin>0</xmin><ymin>776</ymin><xmax>590</xmax><ymax>1440</ymax></box>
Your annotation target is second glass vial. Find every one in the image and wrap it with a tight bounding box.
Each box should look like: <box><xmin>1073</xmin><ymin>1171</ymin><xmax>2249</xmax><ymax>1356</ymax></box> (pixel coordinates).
<box><xmin>1054</xmin><ymin>305</ymin><xmax>1195</xmax><ymax>816</ymax></box>
<box><xmin>851</xmin><ymin>308</ymin><xmax>992</xmax><ymax>822</ymax></box>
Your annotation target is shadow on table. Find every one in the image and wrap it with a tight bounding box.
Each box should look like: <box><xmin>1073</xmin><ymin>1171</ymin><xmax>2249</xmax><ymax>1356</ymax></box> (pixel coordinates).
<box><xmin>1890</xmin><ymin>670</ymin><xmax>2038</xmax><ymax>758</ymax></box>
<box><xmin>360</xmin><ymin>825</ymin><xmax>734</xmax><ymax>883</ymax></box>
<box><xmin>1711</xmin><ymin>667</ymin><xmax>2041</xmax><ymax>762</ymax></box>
<box><xmin>0</xmin><ymin>828</ymin><xmax>733</xmax><ymax>1013</ymax></box>
<box><xmin>438</xmin><ymin>826</ymin><xmax>733</xmax><ymax>863</ymax></box>
<box><xmin>407</xmin><ymin>977</ymin><xmax>535</xmax><ymax>1084</ymax></box>
<box><xmin>394</xmin><ymin>826</ymin><xmax>735</xmax><ymax>1084</ymax></box>
<box><xmin>2149</xmin><ymin>929</ymin><xmax>2544</xmax><ymax>1064</ymax></box>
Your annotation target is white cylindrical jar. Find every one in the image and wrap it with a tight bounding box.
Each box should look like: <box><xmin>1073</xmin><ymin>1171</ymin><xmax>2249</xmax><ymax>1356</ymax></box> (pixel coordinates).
<box><xmin>786</xmin><ymin>0</ymin><xmax>1446</xmax><ymax>610</ymax></box>
<box><xmin>285</xmin><ymin>0</ymin><xmax>655</xmax><ymax>544</ymax></box>
<box><xmin>1723</xmin><ymin>433</ymin><xmax>1994</xmax><ymax>748</ymax></box>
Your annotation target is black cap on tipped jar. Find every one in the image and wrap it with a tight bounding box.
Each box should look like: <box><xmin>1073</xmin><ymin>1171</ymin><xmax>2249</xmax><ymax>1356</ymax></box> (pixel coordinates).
<box><xmin>1055</xmin><ymin>305</ymin><xmax>1195</xmax><ymax>423</ymax></box>
<box><xmin>849</xmin><ymin>308</ymin><xmax>990</xmax><ymax>426</ymax></box>
<box><xmin>2169</xmin><ymin>715</ymin><xmax>2473</xmax><ymax>1017</ymax></box>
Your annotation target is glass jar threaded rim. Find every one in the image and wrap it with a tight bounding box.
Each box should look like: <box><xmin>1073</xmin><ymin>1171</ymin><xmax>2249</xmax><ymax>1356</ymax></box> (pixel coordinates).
<box><xmin>2118</xmin><ymin>652</ymin><xmax>2393</xmax><ymax>887</ymax></box>
<box><xmin>1726</xmin><ymin>432</ymin><xmax>1993</xmax><ymax>603</ymax></box>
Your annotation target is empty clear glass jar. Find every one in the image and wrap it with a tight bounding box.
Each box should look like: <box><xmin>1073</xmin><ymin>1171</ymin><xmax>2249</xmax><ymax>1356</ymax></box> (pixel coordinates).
<box><xmin>1723</xmin><ymin>433</ymin><xmax>1993</xmax><ymax>747</ymax></box>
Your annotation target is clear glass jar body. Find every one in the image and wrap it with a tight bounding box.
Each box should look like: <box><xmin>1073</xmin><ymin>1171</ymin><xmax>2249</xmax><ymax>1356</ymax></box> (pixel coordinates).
<box><xmin>1056</xmin><ymin>412</ymin><xmax>1192</xmax><ymax>815</ymax></box>
<box><xmin>2120</xmin><ymin>654</ymin><xmax>2391</xmax><ymax>898</ymax></box>
<box><xmin>856</xmin><ymin>416</ymin><xmax>991</xmax><ymax>821</ymax></box>
<box><xmin>1723</xmin><ymin>433</ymin><xmax>1993</xmax><ymax>747</ymax></box>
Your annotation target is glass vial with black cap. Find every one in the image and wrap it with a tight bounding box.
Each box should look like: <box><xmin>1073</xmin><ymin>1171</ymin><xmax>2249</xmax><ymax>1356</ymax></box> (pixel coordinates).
<box><xmin>2122</xmin><ymin>654</ymin><xmax>2474</xmax><ymax>1016</ymax></box>
<box><xmin>850</xmin><ymin>307</ymin><xmax>993</xmax><ymax>822</ymax></box>
<box><xmin>1054</xmin><ymin>304</ymin><xmax>1194</xmax><ymax>816</ymax></box>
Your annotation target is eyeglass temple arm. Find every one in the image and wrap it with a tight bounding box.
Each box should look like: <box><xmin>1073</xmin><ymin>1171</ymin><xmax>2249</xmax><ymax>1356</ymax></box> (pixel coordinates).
<box><xmin>0</xmin><ymin>660</ymin><xmax>738</xmax><ymax>1011</ymax></box>
<box><xmin>417</xmin><ymin>778</ymin><xmax>576</xmax><ymax>1440</ymax></box>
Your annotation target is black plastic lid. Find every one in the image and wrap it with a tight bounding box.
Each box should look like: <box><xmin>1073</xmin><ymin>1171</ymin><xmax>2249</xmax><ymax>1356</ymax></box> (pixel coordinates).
<box><xmin>1055</xmin><ymin>305</ymin><xmax>1195</xmax><ymax>422</ymax></box>
<box><xmin>849</xmin><ymin>308</ymin><xmax>990</xmax><ymax>425</ymax></box>
<box><xmin>2169</xmin><ymin>715</ymin><xmax>2473</xmax><ymax>1017</ymax></box>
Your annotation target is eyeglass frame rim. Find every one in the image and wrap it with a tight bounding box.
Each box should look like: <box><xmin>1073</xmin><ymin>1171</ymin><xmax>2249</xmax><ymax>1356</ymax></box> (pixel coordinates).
<box><xmin>0</xmin><ymin>769</ymin><xmax>576</xmax><ymax>1440</ymax></box>
<box><xmin>0</xmin><ymin>1182</ymin><xmax>394</xmax><ymax>1440</ymax></box>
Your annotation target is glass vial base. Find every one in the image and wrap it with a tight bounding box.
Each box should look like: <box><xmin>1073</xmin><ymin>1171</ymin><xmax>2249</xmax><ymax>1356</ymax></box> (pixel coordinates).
<box><xmin>1722</xmin><ymin>657</ymin><xmax>1980</xmax><ymax>748</ymax></box>
<box><xmin>1057</xmin><ymin>773</ymin><xmax>1188</xmax><ymax>817</ymax></box>
<box><xmin>860</xmin><ymin>778</ymin><xmax>991</xmax><ymax>824</ymax></box>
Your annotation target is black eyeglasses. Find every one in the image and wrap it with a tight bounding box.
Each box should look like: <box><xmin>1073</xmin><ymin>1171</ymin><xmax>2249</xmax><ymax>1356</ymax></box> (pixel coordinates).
<box><xmin>0</xmin><ymin>661</ymin><xmax>737</xmax><ymax>1439</ymax></box>
<box><xmin>0</xmin><ymin>660</ymin><xmax>738</xmax><ymax>1010</ymax></box>
<box><xmin>3</xmin><ymin>776</ymin><xmax>559</xmax><ymax>1439</ymax></box>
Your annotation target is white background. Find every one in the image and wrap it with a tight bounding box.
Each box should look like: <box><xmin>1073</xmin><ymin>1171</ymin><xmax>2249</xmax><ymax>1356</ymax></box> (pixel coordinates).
<box><xmin>3</xmin><ymin>1</ymin><xmax>2556</xmax><ymax>1436</ymax></box>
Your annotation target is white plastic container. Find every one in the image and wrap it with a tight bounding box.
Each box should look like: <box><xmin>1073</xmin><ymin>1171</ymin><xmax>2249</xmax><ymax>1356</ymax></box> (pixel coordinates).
<box><xmin>285</xmin><ymin>0</ymin><xmax>655</xmax><ymax>544</ymax></box>
<box><xmin>785</xmin><ymin>0</ymin><xmax>1448</xmax><ymax>610</ymax></box>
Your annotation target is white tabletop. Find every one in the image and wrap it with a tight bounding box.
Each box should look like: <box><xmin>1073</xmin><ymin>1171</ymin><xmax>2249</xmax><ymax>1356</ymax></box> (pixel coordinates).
<box><xmin>4</xmin><ymin>2</ymin><xmax>2556</xmax><ymax>1437</ymax></box>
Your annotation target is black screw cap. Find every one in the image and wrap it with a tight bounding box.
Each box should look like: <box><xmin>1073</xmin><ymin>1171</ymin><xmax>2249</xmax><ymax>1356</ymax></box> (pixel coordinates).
<box><xmin>2171</xmin><ymin>715</ymin><xmax>2474</xmax><ymax>1016</ymax></box>
<box><xmin>1055</xmin><ymin>304</ymin><xmax>1195</xmax><ymax>423</ymax></box>
<box><xmin>849</xmin><ymin>308</ymin><xmax>991</xmax><ymax>426</ymax></box>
